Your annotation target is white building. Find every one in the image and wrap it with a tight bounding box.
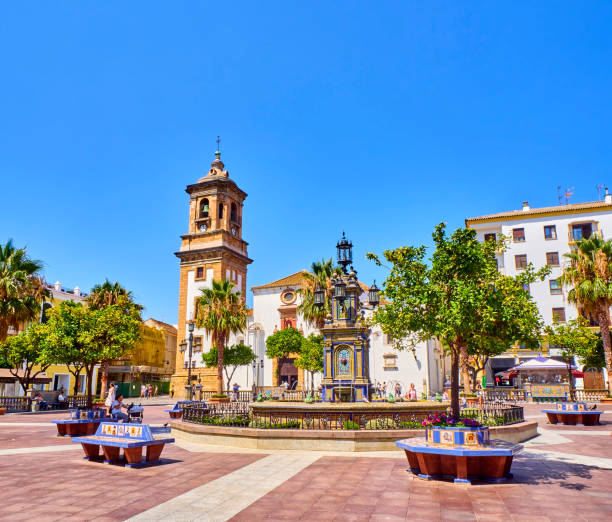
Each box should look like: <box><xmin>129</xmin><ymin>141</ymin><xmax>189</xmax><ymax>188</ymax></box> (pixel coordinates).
<box><xmin>466</xmin><ymin>196</ymin><xmax>612</xmax><ymax>388</ymax></box>
<box><xmin>241</xmin><ymin>271</ymin><xmax>448</xmax><ymax>398</ymax></box>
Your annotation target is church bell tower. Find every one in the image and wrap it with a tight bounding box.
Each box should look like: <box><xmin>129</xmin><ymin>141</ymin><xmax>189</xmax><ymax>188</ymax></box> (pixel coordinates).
<box><xmin>171</xmin><ymin>146</ymin><xmax>252</xmax><ymax>395</ymax></box>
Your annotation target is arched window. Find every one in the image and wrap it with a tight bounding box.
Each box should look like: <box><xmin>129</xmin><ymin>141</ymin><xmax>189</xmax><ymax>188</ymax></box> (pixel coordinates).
<box><xmin>218</xmin><ymin>203</ymin><xmax>224</xmax><ymax>219</ymax></box>
<box><xmin>230</xmin><ymin>203</ymin><xmax>238</xmax><ymax>222</ymax></box>
<box><xmin>199</xmin><ymin>198</ymin><xmax>209</xmax><ymax>218</ymax></box>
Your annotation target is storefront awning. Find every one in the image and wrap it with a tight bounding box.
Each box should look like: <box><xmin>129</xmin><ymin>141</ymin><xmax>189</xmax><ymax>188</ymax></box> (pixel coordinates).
<box><xmin>0</xmin><ymin>368</ymin><xmax>52</xmax><ymax>384</ymax></box>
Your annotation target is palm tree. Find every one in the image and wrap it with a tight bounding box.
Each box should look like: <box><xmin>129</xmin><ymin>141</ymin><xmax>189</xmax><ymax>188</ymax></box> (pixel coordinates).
<box><xmin>0</xmin><ymin>240</ymin><xmax>49</xmax><ymax>342</ymax></box>
<box><xmin>560</xmin><ymin>235</ymin><xmax>612</xmax><ymax>393</ymax></box>
<box><xmin>298</xmin><ymin>259</ymin><xmax>342</xmax><ymax>328</ymax></box>
<box><xmin>88</xmin><ymin>279</ymin><xmax>141</xmax><ymax>310</ymax></box>
<box><xmin>87</xmin><ymin>279</ymin><xmax>142</xmax><ymax>398</ymax></box>
<box><xmin>196</xmin><ymin>280</ymin><xmax>247</xmax><ymax>395</ymax></box>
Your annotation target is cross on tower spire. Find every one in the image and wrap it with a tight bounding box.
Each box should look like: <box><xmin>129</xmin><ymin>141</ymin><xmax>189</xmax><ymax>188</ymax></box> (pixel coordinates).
<box><xmin>216</xmin><ymin>135</ymin><xmax>221</xmax><ymax>155</ymax></box>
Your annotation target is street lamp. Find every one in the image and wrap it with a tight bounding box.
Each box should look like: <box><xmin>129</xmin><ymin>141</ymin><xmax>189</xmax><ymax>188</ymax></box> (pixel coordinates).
<box><xmin>368</xmin><ymin>280</ymin><xmax>380</xmax><ymax>307</ymax></box>
<box><xmin>251</xmin><ymin>358</ymin><xmax>265</xmax><ymax>399</ymax></box>
<box><xmin>314</xmin><ymin>285</ymin><xmax>325</xmax><ymax>307</ymax></box>
<box><xmin>336</xmin><ymin>232</ymin><xmax>353</xmax><ymax>273</ymax></box>
<box><xmin>179</xmin><ymin>322</ymin><xmax>195</xmax><ymax>400</ymax></box>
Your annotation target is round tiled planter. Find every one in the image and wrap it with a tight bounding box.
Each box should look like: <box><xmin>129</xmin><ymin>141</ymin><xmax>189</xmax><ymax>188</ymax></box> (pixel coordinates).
<box><xmin>425</xmin><ymin>425</ymin><xmax>490</xmax><ymax>446</ymax></box>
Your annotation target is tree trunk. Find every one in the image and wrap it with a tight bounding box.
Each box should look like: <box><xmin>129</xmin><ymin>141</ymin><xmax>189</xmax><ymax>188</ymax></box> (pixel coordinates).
<box><xmin>450</xmin><ymin>345</ymin><xmax>460</xmax><ymax>420</ymax></box>
<box><xmin>216</xmin><ymin>333</ymin><xmax>225</xmax><ymax>395</ymax></box>
<box><xmin>597</xmin><ymin>304</ymin><xmax>612</xmax><ymax>394</ymax></box>
<box><xmin>71</xmin><ymin>367</ymin><xmax>83</xmax><ymax>396</ymax></box>
<box><xmin>460</xmin><ymin>345</ymin><xmax>471</xmax><ymax>394</ymax></box>
<box><xmin>566</xmin><ymin>357</ymin><xmax>575</xmax><ymax>401</ymax></box>
<box><xmin>99</xmin><ymin>360</ymin><xmax>109</xmax><ymax>400</ymax></box>
<box><xmin>85</xmin><ymin>365</ymin><xmax>94</xmax><ymax>409</ymax></box>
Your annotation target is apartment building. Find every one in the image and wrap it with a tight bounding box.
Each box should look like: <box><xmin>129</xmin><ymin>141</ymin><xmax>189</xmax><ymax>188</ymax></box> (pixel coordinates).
<box><xmin>466</xmin><ymin>194</ymin><xmax>612</xmax><ymax>385</ymax></box>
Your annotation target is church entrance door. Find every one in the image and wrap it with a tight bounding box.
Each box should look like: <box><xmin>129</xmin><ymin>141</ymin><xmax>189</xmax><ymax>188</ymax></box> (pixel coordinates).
<box><xmin>279</xmin><ymin>358</ymin><xmax>298</xmax><ymax>389</ymax></box>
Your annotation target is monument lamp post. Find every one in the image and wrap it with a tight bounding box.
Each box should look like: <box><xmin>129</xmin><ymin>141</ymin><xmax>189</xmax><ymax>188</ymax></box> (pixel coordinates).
<box><xmin>333</xmin><ymin>277</ymin><xmax>346</xmax><ymax>300</ymax></box>
<box><xmin>179</xmin><ymin>322</ymin><xmax>195</xmax><ymax>400</ymax></box>
<box><xmin>336</xmin><ymin>232</ymin><xmax>353</xmax><ymax>273</ymax></box>
<box><xmin>313</xmin><ymin>285</ymin><xmax>325</xmax><ymax>308</ymax></box>
<box><xmin>368</xmin><ymin>281</ymin><xmax>380</xmax><ymax>307</ymax></box>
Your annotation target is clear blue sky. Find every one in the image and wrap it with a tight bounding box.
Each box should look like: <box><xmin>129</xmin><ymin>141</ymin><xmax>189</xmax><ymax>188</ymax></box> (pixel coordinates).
<box><xmin>1</xmin><ymin>2</ymin><xmax>610</xmax><ymax>323</ymax></box>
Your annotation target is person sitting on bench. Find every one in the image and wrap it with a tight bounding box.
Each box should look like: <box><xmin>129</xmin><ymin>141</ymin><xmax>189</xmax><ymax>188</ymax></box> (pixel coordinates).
<box><xmin>110</xmin><ymin>394</ymin><xmax>129</xmax><ymax>422</ymax></box>
<box><xmin>32</xmin><ymin>391</ymin><xmax>48</xmax><ymax>410</ymax></box>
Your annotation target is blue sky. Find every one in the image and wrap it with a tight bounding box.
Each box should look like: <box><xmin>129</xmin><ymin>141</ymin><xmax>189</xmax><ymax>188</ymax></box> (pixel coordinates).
<box><xmin>1</xmin><ymin>2</ymin><xmax>611</xmax><ymax>323</ymax></box>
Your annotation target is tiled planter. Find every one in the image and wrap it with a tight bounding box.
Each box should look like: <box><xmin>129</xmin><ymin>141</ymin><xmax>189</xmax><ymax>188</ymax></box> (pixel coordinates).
<box><xmin>398</xmin><ymin>425</ymin><xmax>522</xmax><ymax>485</ymax></box>
<box><xmin>426</xmin><ymin>425</ymin><xmax>490</xmax><ymax>446</ymax></box>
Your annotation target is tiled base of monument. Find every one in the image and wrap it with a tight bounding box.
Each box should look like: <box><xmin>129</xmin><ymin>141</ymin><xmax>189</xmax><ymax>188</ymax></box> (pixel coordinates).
<box><xmin>396</xmin><ymin>426</ymin><xmax>522</xmax><ymax>485</ymax></box>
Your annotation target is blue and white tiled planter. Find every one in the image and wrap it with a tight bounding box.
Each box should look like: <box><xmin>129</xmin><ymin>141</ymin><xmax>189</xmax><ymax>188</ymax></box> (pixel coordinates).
<box><xmin>425</xmin><ymin>425</ymin><xmax>490</xmax><ymax>446</ymax></box>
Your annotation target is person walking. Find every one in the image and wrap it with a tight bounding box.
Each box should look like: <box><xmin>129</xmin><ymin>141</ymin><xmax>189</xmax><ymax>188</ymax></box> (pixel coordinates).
<box><xmin>154</xmin><ymin>385</ymin><xmax>158</xmax><ymax>397</ymax></box>
<box><xmin>140</xmin><ymin>384</ymin><xmax>145</xmax><ymax>398</ymax></box>
<box><xmin>232</xmin><ymin>382</ymin><xmax>240</xmax><ymax>401</ymax></box>
<box><xmin>104</xmin><ymin>383</ymin><xmax>116</xmax><ymax>416</ymax></box>
<box><xmin>382</xmin><ymin>382</ymin><xmax>387</xmax><ymax>397</ymax></box>
<box><xmin>148</xmin><ymin>384</ymin><xmax>153</xmax><ymax>398</ymax></box>
<box><xmin>394</xmin><ymin>382</ymin><xmax>402</xmax><ymax>398</ymax></box>
<box><xmin>170</xmin><ymin>383</ymin><xmax>175</xmax><ymax>398</ymax></box>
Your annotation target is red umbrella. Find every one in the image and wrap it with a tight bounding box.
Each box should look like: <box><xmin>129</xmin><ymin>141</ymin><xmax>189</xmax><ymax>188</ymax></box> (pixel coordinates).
<box><xmin>572</xmin><ymin>370</ymin><xmax>584</xmax><ymax>378</ymax></box>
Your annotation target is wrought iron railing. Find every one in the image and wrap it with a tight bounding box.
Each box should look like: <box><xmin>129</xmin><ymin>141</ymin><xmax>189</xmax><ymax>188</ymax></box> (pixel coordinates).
<box><xmin>181</xmin><ymin>403</ymin><xmax>524</xmax><ymax>429</ymax></box>
<box><xmin>461</xmin><ymin>404</ymin><xmax>524</xmax><ymax>426</ymax></box>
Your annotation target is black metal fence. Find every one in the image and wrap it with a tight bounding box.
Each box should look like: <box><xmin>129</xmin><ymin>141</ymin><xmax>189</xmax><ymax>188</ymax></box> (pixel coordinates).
<box><xmin>181</xmin><ymin>403</ymin><xmax>525</xmax><ymax>430</ymax></box>
<box><xmin>195</xmin><ymin>389</ymin><xmax>317</xmax><ymax>402</ymax></box>
<box><xmin>461</xmin><ymin>404</ymin><xmax>524</xmax><ymax>426</ymax></box>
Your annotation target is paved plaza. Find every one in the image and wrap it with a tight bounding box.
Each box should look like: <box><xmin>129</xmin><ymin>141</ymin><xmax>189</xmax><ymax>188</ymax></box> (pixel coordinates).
<box><xmin>1</xmin><ymin>403</ymin><xmax>611</xmax><ymax>521</ymax></box>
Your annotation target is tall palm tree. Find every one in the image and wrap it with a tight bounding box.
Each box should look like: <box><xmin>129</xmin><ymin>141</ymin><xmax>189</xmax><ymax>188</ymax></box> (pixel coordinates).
<box><xmin>87</xmin><ymin>279</ymin><xmax>142</xmax><ymax>398</ymax></box>
<box><xmin>560</xmin><ymin>235</ymin><xmax>612</xmax><ymax>393</ymax></box>
<box><xmin>88</xmin><ymin>279</ymin><xmax>142</xmax><ymax>311</ymax></box>
<box><xmin>196</xmin><ymin>280</ymin><xmax>248</xmax><ymax>394</ymax></box>
<box><xmin>298</xmin><ymin>259</ymin><xmax>342</xmax><ymax>328</ymax></box>
<box><xmin>0</xmin><ymin>240</ymin><xmax>49</xmax><ymax>341</ymax></box>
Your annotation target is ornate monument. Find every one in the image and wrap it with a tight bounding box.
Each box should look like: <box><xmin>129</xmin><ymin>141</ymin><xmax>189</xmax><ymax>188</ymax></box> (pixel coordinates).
<box><xmin>316</xmin><ymin>234</ymin><xmax>380</xmax><ymax>402</ymax></box>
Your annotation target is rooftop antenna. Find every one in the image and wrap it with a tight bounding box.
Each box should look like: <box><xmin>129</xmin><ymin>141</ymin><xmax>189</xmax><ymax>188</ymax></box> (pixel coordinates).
<box><xmin>557</xmin><ymin>186</ymin><xmax>563</xmax><ymax>206</ymax></box>
<box><xmin>564</xmin><ymin>187</ymin><xmax>574</xmax><ymax>205</ymax></box>
<box><xmin>596</xmin><ymin>184</ymin><xmax>605</xmax><ymax>200</ymax></box>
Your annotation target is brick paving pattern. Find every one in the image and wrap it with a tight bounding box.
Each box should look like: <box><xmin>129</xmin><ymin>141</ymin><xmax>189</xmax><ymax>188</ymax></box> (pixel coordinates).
<box><xmin>1</xmin><ymin>402</ymin><xmax>611</xmax><ymax>521</ymax></box>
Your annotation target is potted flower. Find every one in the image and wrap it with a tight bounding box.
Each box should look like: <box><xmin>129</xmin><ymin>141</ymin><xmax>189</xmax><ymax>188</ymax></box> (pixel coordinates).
<box><xmin>421</xmin><ymin>413</ymin><xmax>489</xmax><ymax>446</ymax></box>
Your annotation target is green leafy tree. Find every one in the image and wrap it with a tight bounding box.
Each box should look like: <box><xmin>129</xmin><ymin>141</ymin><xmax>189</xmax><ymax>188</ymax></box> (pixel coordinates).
<box><xmin>43</xmin><ymin>301</ymin><xmax>91</xmax><ymax>396</ymax></box>
<box><xmin>368</xmin><ymin>223</ymin><xmax>548</xmax><ymax>419</ymax></box>
<box><xmin>298</xmin><ymin>259</ymin><xmax>342</xmax><ymax>328</ymax></box>
<box><xmin>202</xmin><ymin>343</ymin><xmax>255</xmax><ymax>390</ymax></box>
<box><xmin>265</xmin><ymin>327</ymin><xmax>304</xmax><ymax>385</ymax></box>
<box><xmin>294</xmin><ymin>334</ymin><xmax>323</xmax><ymax>392</ymax></box>
<box><xmin>560</xmin><ymin>235</ymin><xmax>612</xmax><ymax>393</ymax></box>
<box><xmin>0</xmin><ymin>239</ymin><xmax>50</xmax><ymax>342</ymax></box>
<box><xmin>544</xmin><ymin>318</ymin><xmax>599</xmax><ymax>400</ymax></box>
<box><xmin>87</xmin><ymin>280</ymin><xmax>142</xmax><ymax>398</ymax></box>
<box><xmin>196</xmin><ymin>280</ymin><xmax>248</xmax><ymax>395</ymax></box>
<box><xmin>0</xmin><ymin>323</ymin><xmax>51</xmax><ymax>393</ymax></box>
<box><xmin>587</xmin><ymin>333</ymin><xmax>608</xmax><ymax>369</ymax></box>
<box><xmin>43</xmin><ymin>299</ymin><xmax>141</xmax><ymax>407</ymax></box>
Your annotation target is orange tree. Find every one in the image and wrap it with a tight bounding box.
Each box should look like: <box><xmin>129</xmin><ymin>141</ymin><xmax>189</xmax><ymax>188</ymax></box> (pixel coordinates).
<box><xmin>368</xmin><ymin>223</ymin><xmax>547</xmax><ymax>419</ymax></box>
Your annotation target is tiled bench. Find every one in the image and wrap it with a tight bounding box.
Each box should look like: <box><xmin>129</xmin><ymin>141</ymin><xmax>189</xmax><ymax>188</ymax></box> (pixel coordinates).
<box><xmin>52</xmin><ymin>409</ymin><xmax>114</xmax><ymax>436</ymax></box>
<box><xmin>543</xmin><ymin>402</ymin><xmax>602</xmax><ymax>426</ymax></box>
<box><xmin>164</xmin><ymin>400</ymin><xmax>208</xmax><ymax>419</ymax></box>
<box><xmin>72</xmin><ymin>423</ymin><xmax>174</xmax><ymax>467</ymax></box>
